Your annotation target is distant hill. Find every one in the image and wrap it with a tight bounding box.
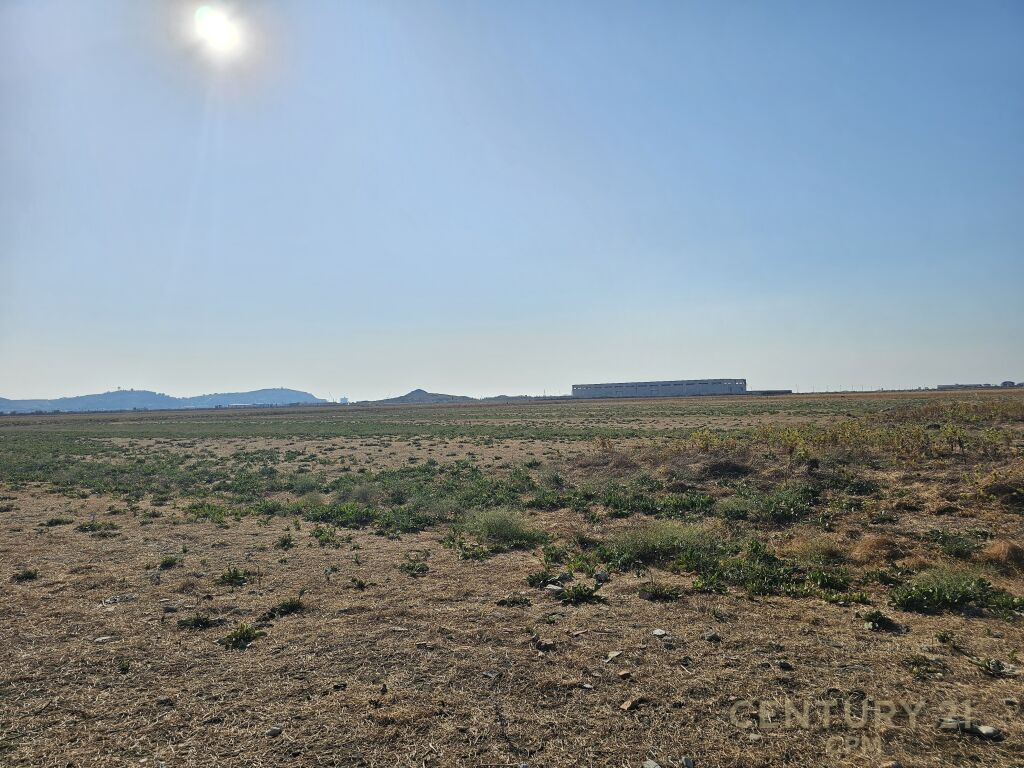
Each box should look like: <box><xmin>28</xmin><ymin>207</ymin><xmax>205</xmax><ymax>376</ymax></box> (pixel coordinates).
<box><xmin>371</xmin><ymin>388</ymin><xmax>476</xmax><ymax>405</ymax></box>
<box><xmin>363</xmin><ymin>389</ymin><xmax>561</xmax><ymax>405</ymax></box>
<box><xmin>0</xmin><ymin>388</ymin><xmax>327</xmax><ymax>414</ymax></box>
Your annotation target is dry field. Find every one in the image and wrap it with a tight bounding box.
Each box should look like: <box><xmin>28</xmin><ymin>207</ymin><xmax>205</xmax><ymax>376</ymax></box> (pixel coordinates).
<box><xmin>2</xmin><ymin>391</ymin><xmax>1024</xmax><ymax>768</ymax></box>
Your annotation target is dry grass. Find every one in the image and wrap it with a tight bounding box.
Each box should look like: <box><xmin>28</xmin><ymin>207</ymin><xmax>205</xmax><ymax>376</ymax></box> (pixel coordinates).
<box><xmin>979</xmin><ymin>539</ymin><xmax>1024</xmax><ymax>571</ymax></box>
<box><xmin>850</xmin><ymin>533</ymin><xmax>901</xmax><ymax>565</ymax></box>
<box><xmin>784</xmin><ymin>533</ymin><xmax>848</xmax><ymax>564</ymax></box>
<box><xmin>1</xmin><ymin>390</ymin><xmax>1023</xmax><ymax>767</ymax></box>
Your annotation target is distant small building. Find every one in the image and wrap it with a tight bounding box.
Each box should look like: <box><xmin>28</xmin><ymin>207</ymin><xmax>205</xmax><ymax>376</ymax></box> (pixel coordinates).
<box><xmin>937</xmin><ymin>382</ymin><xmax>1020</xmax><ymax>390</ymax></box>
<box><xmin>572</xmin><ymin>378</ymin><xmax>746</xmax><ymax>399</ymax></box>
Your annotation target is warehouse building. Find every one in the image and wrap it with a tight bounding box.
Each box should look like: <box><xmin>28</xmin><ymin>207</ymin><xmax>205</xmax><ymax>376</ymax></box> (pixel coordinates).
<box><xmin>572</xmin><ymin>378</ymin><xmax>747</xmax><ymax>399</ymax></box>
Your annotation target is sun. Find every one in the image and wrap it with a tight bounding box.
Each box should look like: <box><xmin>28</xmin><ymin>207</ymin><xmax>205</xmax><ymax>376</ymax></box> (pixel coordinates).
<box><xmin>194</xmin><ymin>5</ymin><xmax>243</xmax><ymax>61</ymax></box>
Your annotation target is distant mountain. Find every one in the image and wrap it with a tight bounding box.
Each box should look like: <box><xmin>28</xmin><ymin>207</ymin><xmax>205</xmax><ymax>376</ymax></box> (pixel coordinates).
<box><xmin>0</xmin><ymin>388</ymin><xmax>327</xmax><ymax>414</ymax></box>
<box><xmin>178</xmin><ymin>389</ymin><xmax>327</xmax><ymax>408</ymax></box>
<box><xmin>372</xmin><ymin>388</ymin><xmax>476</xmax><ymax>405</ymax></box>
<box><xmin>364</xmin><ymin>389</ymin><xmax>559</xmax><ymax>405</ymax></box>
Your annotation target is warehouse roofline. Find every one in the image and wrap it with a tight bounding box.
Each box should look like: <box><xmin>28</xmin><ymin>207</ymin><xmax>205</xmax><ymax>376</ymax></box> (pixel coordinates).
<box><xmin>572</xmin><ymin>378</ymin><xmax>745</xmax><ymax>388</ymax></box>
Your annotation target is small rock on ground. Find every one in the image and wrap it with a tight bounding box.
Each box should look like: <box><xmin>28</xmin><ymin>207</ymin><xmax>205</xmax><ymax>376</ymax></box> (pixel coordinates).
<box><xmin>937</xmin><ymin>718</ymin><xmax>1003</xmax><ymax>740</ymax></box>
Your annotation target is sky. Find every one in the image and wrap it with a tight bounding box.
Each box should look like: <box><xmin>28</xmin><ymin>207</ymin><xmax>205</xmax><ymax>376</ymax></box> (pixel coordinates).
<box><xmin>1</xmin><ymin>0</ymin><xmax>1022</xmax><ymax>401</ymax></box>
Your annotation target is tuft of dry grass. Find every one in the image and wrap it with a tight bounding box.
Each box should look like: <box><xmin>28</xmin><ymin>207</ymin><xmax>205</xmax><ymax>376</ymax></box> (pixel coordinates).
<box><xmin>850</xmin><ymin>533</ymin><xmax>901</xmax><ymax>565</ymax></box>
<box><xmin>978</xmin><ymin>539</ymin><xmax>1024</xmax><ymax>571</ymax></box>
<box><xmin>784</xmin><ymin>533</ymin><xmax>847</xmax><ymax>564</ymax></box>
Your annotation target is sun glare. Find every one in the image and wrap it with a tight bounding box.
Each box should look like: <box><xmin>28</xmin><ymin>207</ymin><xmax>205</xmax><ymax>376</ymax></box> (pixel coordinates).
<box><xmin>194</xmin><ymin>5</ymin><xmax>243</xmax><ymax>61</ymax></box>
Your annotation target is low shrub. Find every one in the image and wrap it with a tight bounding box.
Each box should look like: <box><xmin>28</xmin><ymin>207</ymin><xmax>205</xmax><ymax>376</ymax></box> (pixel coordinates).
<box><xmin>462</xmin><ymin>508</ymin><xmax>547</xmax><ymax>551</ymax></box>
<box><xmin>711</xmin><ymin>540</ymin><xmax>802</xmax><ymax>596</ymax></box>
<box><xmin>217</xmin><ymin>566</ymin><xmax>251</xmax><ymax>587</ymax></box>
<box><xmin>806</xmin><ymin>567</ymin><xmax>851</xmax><ymax>592</ymax></box>
<box><xmin>751</xmin><ymin>484</ymin><xmax>818</xmax><ymax>525</ymax></box>
<box><xmin>177</xmin><ymin>613</ymin><xmax>219</xmax><ymax>630</ymax></box>
<box><xmin>220</xmin><ymin>623</ymin><xmax>265</xmax><ymax>650</ymax></box>
<box><xmin>890</xmin><ymin>569</ymin><xmax>1022</xmax><ymax>615</ymax></box>
<box><xmin>259</xmin><ymin>596</ymin><xmax>304</xmax><ymax>621</ymax></box>
<box><xmin>561</xmin><ymin>582</ymin><xmax>606</xmax><ymax>605</ymax></box>
<box><xmin>926</xmin><ymin>529</ymin><xmax>980</xmax><ymax>560</ymax></box>
<box><xmin>603</xmin><ymin>521</ymin><xmax>720</xmax><ymax>570</ymax></box>
<box><xmin>496</xmin><ymin>594</ymin><xmax>532</xmax><ymax>607</ymax></box>
<box><xmin>715</xmin><ymin>496</ymin><xmax>753</xmax><ymax>520</ymax></box>
<box><xmin>638</xmin><ymin>582</ymin><xmax>681</xmax><ymax>601</ymax></box>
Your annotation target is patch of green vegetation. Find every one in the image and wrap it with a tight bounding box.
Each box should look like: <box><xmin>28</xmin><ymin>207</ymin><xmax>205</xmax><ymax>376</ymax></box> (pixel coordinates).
<box><xmin>496</xmin><ymin>594</ymin><xmax>531</xmax><ymax>607</ymax></box>
<box><xmin>526</xmin><ymin>568</ymin><xmax>556</xmax><ymax>588</ymax></box>
<box><xmin>560</xmin><ymin>582</ymin><xmax>606</xmax><ymax>605</ymax></box>
<box><xmin>692</xmin><ymin>572</ymin><xmax>726</xmax><ymax>593</ymax></box>
<box><xmin>864</xmin><ymin>568</ymin><xmax>906</xmax><ymax>586</ymax></box>
<box><xmin>749</xmin><ymin>483</ymin><xmax>819</xmax><ymax>525</ymax></box>
<box><xmin>890</xmin><ymin>569</ymin><xmax>1023</xmax><ymax>615</ymax></box>
<box><xmin>259</xmin><ymin>596</ymin><xmax>304</xmax><ymax>621</ymax></box>
<box><xmin>601</xmin><ymin>485</ymin><xmax>661</xmax><ymax>517</ymax></box>
<box><xmin>862</xmin><ymin>609</ymin><xmax>900</xmax><ymax>632</ymax></box>
<box><xmin>310</xmin><ymin>524</ymin><xmax>343</xmax><ymax>547</ymax></box>
<box><xmin>659</xmin><ymin>491</ymin><xmax>716</xmax><ymax>517</ymax></box>
<box><xmin>217</xmin><ymin>566</ymin><xmax>252</xmax><ymax>587</ymax></box>
<box><xmin>926</xmin><ymin>529</ymin><xmax>981</xmax><ymax>559</ymax></box>
<box><xmin>177</xmin><ymin>613</ymin><xmax>218</xmax><ymax>630</ymax></box>
<box><xmin>441</xmin><ymin>531</ymin><xmax>490</xmax><ymax>560</ymax></box>
<box><xmin>461</xmin><ymin>508</ymin><xmax>547</xmax><ymax>552</ymax></box>
<box><xmin>525</xmin><ymin>486</ymin><xmax>597</xmax><ymax>513</ymax></box>
<box><xmin>158</xmin><ymin>555</ymin><xmax>181</xmax><ymax>570</ymax></box>
<box><xmin>12</xmin><ymin>568</ymin><xmax>38</xmax><ymax>582</ymax></box>
<box><xmin>638</xmin><ymin>582</ymin><xmax>681</xmax><ymax>601</ymax></box>
<box><xmin>715</xmin><ymin>495</ymin><xmax>753</xmax><ymax>520</ymax></box>
<box><xmin>187</xmin><ymin>501</ymin><xmax>235</xmax><ymax>526</ymax></box>
<box><xmin>41</xmin><ymin>516</ymin><xmax>74</xmax><ymax>527</ymax></box>
<box><xmin>219</xmin><ymin>623</ymin><xmax>265</xmax><ymax>650</ymax></box>
<box><xmin>289</xmin><ymin>473</ymin><xmax>323</xmax><ymax>495</ymax></box>
<box><xmin>304</xmin><ymin>502</ymin><xmax>375</xmax><ymax>529</ymax></box>
<box><xmin>541</xmin><ymin>543</ymin><xmax>569</xmax><ymax>565</ymax></box>
<box><xmin>903</xmin><ymin>653</ymin><xmax>948</xmax><ymax>679</ymax></box>
<box><xmin>398</xmin><ymin>552</ymin><xmax>430</xmax><ymax>577</ymax></box>
<box><xmin>806</xmin><ymin>567</ymin><xmax>851</xmax><ymax>592</ymax></box>
<box><xmin>712</xmin><ymin>540</ymin><xmax>803</xmax><ymax>596</ymax></box>
<box><xmin>602</xmin><ymin>521</ymin><xmax>720</xmax><ymax>570</ymax></box>
<box><xmin>819</xmin><ymin>466</ymin><xmax>880</xmax><ymax>495</ymax></box>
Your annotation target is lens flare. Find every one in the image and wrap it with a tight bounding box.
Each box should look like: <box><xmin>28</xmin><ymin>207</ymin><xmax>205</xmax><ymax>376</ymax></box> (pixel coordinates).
<box><xmin>194</xmin><ymin>5</ymin><xmax>243</xmax><ymax>60</ymax></box>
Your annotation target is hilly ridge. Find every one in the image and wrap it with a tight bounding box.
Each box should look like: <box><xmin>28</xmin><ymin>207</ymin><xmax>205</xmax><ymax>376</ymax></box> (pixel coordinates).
<box><xmin>0</xmin><ymin>388</ymin><xmax>326</xmax><ymax>414</ymax></box>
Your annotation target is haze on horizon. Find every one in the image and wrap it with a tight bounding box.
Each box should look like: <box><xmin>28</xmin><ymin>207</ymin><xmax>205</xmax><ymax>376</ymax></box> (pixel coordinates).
<box><xmin>2</xmin><ymin>1</ymin><xmax>1022</xmax><ymax>403</ymax></box>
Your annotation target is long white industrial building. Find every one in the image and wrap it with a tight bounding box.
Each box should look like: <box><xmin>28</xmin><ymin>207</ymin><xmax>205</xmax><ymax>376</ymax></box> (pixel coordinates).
<box><xmin>571</xmin><ymin>378</ymin><xmax>747</xmax><ymax>399</ymax></box>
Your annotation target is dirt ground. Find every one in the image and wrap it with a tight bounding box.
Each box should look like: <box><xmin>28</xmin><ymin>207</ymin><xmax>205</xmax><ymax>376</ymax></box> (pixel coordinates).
<box><xmin>2</xmin><ymin>392</ymin><xmax>1023</xmax><ymax>767</ymax></box>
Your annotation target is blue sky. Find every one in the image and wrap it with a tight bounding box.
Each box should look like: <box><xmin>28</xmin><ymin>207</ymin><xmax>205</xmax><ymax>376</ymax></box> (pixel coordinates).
<box><xmin>2</xmin><ymin>0</ymin><xmax>1022</xmax><ymax>400</ymax></box>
